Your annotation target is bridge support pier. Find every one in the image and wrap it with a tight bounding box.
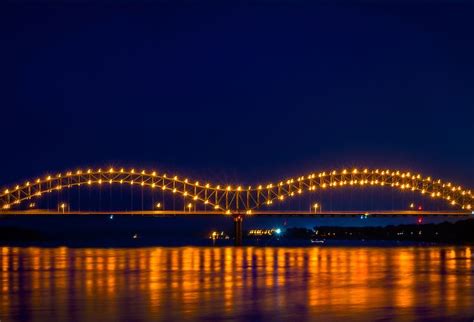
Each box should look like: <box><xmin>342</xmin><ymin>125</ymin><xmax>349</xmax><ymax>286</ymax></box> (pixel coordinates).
<box><xmin>233</xmin><ymin>214</ymin><xmax>243</xmax><ymax>246</ymax></box>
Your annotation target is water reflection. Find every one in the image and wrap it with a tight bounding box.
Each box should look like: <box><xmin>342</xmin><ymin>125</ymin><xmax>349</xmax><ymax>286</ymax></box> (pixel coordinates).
<box><xmin>1</xmin><ymin>246</ymin><xmax>473</xmax><ymax>321</ymax></box>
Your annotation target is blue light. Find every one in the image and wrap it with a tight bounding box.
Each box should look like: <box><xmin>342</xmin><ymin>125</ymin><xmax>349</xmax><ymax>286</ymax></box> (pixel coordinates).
<box><xmin>109</xmin><ymin>215</ymin><xmax>114</xmax><ymax>220</ymax></box>
<box><xmin>275</xmin><ymin>228</ymin><xmax>281</xmax><ymax>234</ymax></box>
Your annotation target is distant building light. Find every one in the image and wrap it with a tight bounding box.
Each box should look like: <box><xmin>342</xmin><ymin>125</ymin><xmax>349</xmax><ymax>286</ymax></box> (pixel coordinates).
<box><xmin>248</xmin><ymin>228</ymin><xmax>282</xmax><ymax>236</ymax></box>
<box><xmin>209</xmin><ymin>231</ymin><xmax>229</xmax><ymax>240</ymax></box>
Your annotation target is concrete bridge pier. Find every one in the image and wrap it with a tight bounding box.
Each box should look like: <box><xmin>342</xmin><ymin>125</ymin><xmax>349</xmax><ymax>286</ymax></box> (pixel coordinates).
<box><xmin>233</xmin><ymin>214</ymin><xmax>243</xmax><ymax>246</ymax></box>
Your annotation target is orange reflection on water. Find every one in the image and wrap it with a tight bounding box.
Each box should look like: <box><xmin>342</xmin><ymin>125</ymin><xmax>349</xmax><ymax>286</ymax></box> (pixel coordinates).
<box><xmin>0</xmin><ymin>246</ymin><xmax>473</xmax><ymax>322</ymax></box>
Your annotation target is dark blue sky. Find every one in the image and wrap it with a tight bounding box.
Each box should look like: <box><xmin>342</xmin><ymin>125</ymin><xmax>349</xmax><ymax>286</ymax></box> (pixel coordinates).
<box><xmin>2</xmin><ymin>1</ymin><xmax>474</xmax><ymax>188</ymax></box>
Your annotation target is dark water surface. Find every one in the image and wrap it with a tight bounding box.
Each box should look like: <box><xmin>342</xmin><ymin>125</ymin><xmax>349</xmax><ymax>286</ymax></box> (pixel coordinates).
<box><xmin>1</xmin><ymin>246</ymin><xmax>473</xmax><ymax>322</ymax></box>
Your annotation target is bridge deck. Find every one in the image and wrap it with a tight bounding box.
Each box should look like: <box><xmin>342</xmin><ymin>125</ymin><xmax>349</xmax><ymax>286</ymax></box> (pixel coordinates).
<box><xmin>0</xmin><ymin>210</ymin><xmax>471</xmax><ymax>217</ymax></box>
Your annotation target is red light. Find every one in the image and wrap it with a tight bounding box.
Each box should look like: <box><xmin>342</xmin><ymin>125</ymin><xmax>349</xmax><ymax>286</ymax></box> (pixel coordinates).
<box><xmin>418</xmin><ymin>206</ymin><xmax>422</xmax><ymax>211</ymax></box>
<box><xmin>417</xmin><ymin>217</ymin><xmax>423</xmax><ymax>224</ymax></box>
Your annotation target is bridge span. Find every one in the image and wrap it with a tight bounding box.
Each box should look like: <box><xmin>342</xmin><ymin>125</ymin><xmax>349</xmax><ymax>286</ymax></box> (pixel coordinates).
<box><xmin>1</xmin><ymin>166</ymin><xmax>473</xmax><ymax>245</ymax></box>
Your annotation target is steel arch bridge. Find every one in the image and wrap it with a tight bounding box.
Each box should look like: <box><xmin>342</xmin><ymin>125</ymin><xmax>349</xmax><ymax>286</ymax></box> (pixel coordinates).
<box><xmin>1</xmin><ymin>167</ymin><xmax>472</xmax><ymax>213</ymax></box>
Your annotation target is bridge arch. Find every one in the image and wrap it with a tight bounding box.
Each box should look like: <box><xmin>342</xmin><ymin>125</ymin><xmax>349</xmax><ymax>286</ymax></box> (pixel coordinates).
<box><xmin>0</xmin><ymin>167</ymin><xmax>472</xmax><ymax>212</ymax></box>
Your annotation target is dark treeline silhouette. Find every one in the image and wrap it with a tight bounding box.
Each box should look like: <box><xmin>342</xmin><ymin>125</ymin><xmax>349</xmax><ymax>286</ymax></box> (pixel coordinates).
<box><xmin>284</xmin><ymin>227</ymin><xmax>315</xmax><ymax>240</ymax></box>
<box><xmin>285</xmin><ymin>219</ymin><xmax>474</xmax><ymax>242</ymax></box>
<box><xmin>2</xmin><ymin>218</ymin><xmax>474</xmax><ymax>245</ymax></box>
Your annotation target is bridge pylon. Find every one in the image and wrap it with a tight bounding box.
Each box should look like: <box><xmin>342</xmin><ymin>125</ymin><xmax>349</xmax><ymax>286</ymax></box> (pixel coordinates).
<box><xmin>233</xmin><ymin>213</ymin><xmax>244</xmax><ymax>246</ymax></box>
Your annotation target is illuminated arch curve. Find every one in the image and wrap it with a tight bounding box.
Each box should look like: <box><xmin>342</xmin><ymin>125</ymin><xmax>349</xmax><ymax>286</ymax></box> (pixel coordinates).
<box><xmin>0</xmin><ymin>167</ymin><xmax>472</xmax><ymax>212</ymax></box>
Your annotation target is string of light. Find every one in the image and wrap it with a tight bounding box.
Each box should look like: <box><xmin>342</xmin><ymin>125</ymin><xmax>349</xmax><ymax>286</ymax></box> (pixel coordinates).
<box><xmin>0</xmin><ymin>167</ymin><xmax>472</xmax><ymax>212</ymax></box>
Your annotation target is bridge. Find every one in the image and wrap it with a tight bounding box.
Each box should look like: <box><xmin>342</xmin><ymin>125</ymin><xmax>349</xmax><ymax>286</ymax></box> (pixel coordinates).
<box><xmin>1</xmin><ymin>167</ymin><xmax>472</xmax><ymax>245</ymax></box>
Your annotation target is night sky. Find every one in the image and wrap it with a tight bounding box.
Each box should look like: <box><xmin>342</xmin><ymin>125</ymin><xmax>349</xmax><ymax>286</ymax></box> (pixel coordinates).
<box><xmin>2</xmin><ymin>1</ymin><xmax>474</xmax><ymax>191</ymax></box>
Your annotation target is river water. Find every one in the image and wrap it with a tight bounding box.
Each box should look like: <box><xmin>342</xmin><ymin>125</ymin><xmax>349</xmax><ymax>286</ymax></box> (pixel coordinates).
<box><xmin>1</xmin><ymin>246</ymin><xmax>473</xmax><ymax>321</ymax></box>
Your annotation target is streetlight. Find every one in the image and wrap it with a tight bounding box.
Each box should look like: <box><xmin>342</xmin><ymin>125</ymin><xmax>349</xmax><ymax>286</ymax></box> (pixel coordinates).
<box><xmin>59</xmin><ymin>203</ymin><xmax>67</xmax><ymax>214</ymax></box>
<box><xmin>312</xmin><ymin>203</ymin><xmax>319</xmax><ymax>213</ymax></box>
<box><xmin>187</xmin><ymin>203</ymin><xmax>193</xmax><ymax>212</ymax></box>
<box><xmin>155</xmin><ymin>202</ymin><xmax>161</xmax><ymax>209</ymax></box>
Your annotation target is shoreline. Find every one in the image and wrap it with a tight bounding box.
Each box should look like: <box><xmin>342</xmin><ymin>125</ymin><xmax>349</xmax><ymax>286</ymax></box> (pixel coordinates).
<box><xmin>1</xmin><ymin>217</ymin><xmax>474</xmax><ymax>247</ymax></box>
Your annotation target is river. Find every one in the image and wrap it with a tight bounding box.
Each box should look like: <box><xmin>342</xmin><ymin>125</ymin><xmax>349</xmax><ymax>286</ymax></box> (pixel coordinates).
<box><xmin>1</xmin><ymin>246</ymin><xmax>473</xmax><ymax>321</ymax></box>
